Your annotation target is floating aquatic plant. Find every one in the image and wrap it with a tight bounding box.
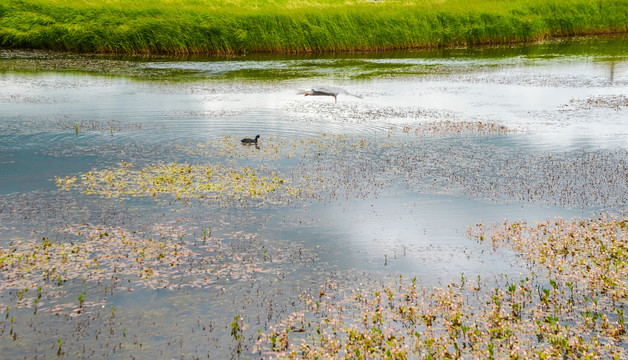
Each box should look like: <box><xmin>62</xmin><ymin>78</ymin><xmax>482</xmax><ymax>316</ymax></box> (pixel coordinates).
<box><xmin>560</xmin><ymin>95</ymin><xmax>628</xmax><ymax>112</ymax></box>
<box><xmin>469</xmin><ymin>214</ymin><xmax>628</xmax><ymax>300</ymax></box>
<box><xmin>175</xmin><ymin>133</ymin><xmax>627</xmax><ymax>210</ymax></box>
<box><xmin>51</xmin><ymin>131</ymin><xmax>628</xmax><ymax>210</ymax></box>
<box><xmin>0</xmin><ymin>225</ymin><xmax>196</xmax><ymax>294</ymax></box>
<box><xmin>55</xmin><ymin>161</ymin><xmax>302</xmax><ymax>205</ymax></box>
<box><xmin>258</xmin><ymin>274</ymin><xmax>627</xmax><ymax>358</ymax></box>
<box><xmin>256</xmin><ymin>214</ymin><xmax>628</xmax><ymax>358</ymax></box>
<box><xmin>395</xmin><ymin>120</ymin><xmax>513</xmax><ymax>137</ymax></box>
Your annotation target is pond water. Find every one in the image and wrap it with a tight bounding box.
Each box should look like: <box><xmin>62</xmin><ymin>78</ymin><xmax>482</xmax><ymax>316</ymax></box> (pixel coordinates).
<box><xmin>0</xmin><ymin>35</ymin><xmax>627</xmax><ymax>358</ymax></box>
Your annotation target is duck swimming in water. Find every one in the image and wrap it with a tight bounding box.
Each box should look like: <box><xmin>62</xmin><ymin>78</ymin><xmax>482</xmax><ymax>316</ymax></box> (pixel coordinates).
<box><xmin>241</xmin><ymin>135</ymin><xmax>260</xmax><ymax>145</ymax></box>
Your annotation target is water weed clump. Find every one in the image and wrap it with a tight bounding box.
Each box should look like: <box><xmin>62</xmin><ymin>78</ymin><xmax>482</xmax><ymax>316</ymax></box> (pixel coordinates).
<box><xmin>1</xmin><ymin>0</ymin><xmax>626</xmax><ymax>54</ymax></box>
<box><xmin>560</xmin><ymin>94</ymin><xmax>628</xmax><ymax>112</ymax></box>
<box><xmin>49</xmin><ymin>130</ymin><xmax>627</xmax><ymax>213</ymax></box>
<box><xmin>0</xmin><ymin>212</ymin><xmax>321</xmax><ymax>357</ymax></box>
<box><xmin>55</xmin><ymin>161</ymin><xmax>302</xmax><ymax>205</ymax></box>
<box><xmin>67</xmin><ymin>133</ymin><xmax>627</xmax><ymax>210</ymax></box>
<box><xmin>470</xmin><ymin>214</ymin><xmax>628</xmax><ymax>299</ymax></box>
<box><xmin>394</xmin><ymin>120</ymin><xmax>513</xmax><ymax>137</ymax></box>
<box><xmin>257</xmin><ymin>215</ymin><xmax>628</xmax><ymax>358</ymax></box>
<box><xmin>0</xmin><ymin>222</ymin><xmax>315</xmax><ymax>312</ymax></box>
<box><xmin>257</xmin><ymin>276</ymin><xmax>627</xmax><ymax>358</ymax></box>
<box><xmin>0</xmin><ymin>224</ymin><xmax>199</xmax><ymax>295</ymax></box>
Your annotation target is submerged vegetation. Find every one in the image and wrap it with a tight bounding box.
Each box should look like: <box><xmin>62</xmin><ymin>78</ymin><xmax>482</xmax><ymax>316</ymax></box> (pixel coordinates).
<box><xmin>0</xmin><ymin>0</ymin><xmax>626</xmax><ymax>54</ymax></box>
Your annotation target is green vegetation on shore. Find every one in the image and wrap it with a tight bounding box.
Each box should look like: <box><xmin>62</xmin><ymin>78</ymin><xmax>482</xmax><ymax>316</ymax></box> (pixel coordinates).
<box><xmin>0</xmin><ymin>0</ymin><xmax>627</xmax><ymax>54</ymax></box>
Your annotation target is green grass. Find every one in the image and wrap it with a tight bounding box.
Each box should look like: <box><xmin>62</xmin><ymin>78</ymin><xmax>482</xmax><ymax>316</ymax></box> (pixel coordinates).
<box><xmin>0</xmin><ymin>0</ymin><xmax>626</xmax><ymax>54</ymax></box>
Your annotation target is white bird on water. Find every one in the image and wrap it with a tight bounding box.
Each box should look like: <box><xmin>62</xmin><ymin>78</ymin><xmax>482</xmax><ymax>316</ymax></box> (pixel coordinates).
<box><xmin>300</xmin><ymin>86</ymin><xmax>362</xmax><ymax>103</ymax></box>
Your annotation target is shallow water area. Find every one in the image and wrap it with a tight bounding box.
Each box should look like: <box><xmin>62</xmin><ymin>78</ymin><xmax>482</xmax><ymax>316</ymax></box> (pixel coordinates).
<box><xmin>0</xmin><ymin>35</ymin><xmax>627</xmax><ymax>358</ymax></box>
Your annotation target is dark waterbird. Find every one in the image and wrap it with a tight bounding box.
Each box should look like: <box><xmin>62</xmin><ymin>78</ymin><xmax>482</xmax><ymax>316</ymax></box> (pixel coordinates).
<box><xmin>241</xmin><ymin>135</ymin><xmax>260</xmax><ymax>145</ymax></box>
<box><xmin>300</xmin><ymin>86</ymin><xmax>362</xmax><ymax>103</ymax></box>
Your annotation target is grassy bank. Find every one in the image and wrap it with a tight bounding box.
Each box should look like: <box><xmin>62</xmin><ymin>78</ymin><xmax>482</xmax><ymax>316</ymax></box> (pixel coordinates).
<box><xmin>0</xmin><ymin>0</ymin><xmax>626</xmax><ymax>54</ymax></box>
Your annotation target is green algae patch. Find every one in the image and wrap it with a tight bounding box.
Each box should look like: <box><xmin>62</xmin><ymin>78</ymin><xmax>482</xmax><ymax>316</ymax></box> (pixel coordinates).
<box><xmin>56</xmin><ymin>161</ymin><xmax>302</xmax><ymax>204</ymax></box>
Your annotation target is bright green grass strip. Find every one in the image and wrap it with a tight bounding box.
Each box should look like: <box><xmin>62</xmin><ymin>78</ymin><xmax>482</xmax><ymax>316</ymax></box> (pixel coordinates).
<box><xmin>0</xmin><ymin>0</ymin><xmax>626</xmax><ymax>54</ymax></box>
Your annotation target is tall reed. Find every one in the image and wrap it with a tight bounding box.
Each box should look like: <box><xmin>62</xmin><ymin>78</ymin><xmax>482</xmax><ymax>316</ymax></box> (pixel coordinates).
<box><xmin>0</xmin><ymin>0</ymin><xmax>626</xmax><ymax>54</ymax></box>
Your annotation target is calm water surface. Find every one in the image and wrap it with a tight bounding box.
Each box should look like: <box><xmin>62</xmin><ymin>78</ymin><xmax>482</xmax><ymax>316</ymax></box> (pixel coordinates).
<box><xmin>0</xmin><ymin>35</ymin><xmax>627</xmax><ymax>358</ymax></box>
